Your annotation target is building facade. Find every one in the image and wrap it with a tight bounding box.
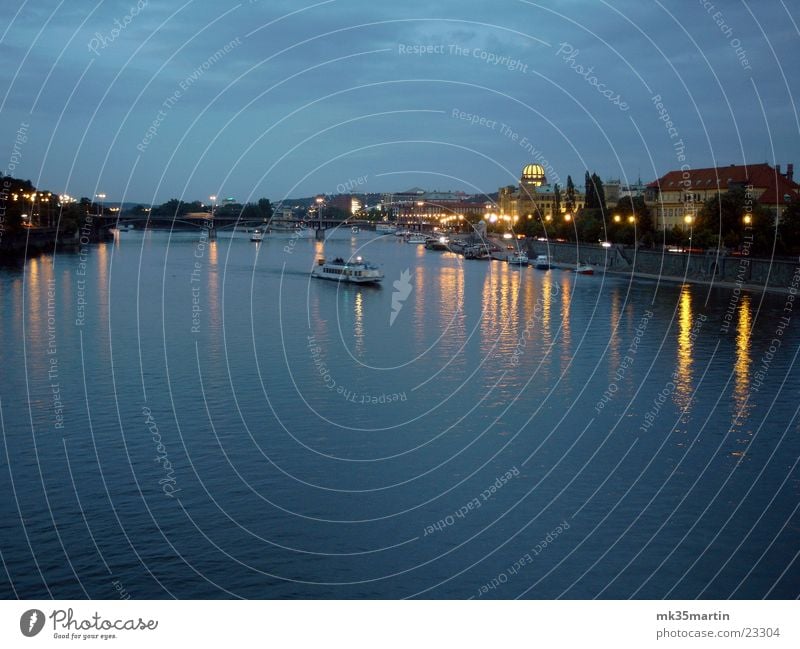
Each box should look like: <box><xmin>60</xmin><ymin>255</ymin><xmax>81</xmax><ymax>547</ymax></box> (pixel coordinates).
<box><xmin>498</xmin><ymin>164</ymin><xmax>585</xmax><ymax>223</ymax></box>
<box><xmin>646</xmin><ymin>163</ymin><xmax>799</xmax><ymax>230</ymax></box>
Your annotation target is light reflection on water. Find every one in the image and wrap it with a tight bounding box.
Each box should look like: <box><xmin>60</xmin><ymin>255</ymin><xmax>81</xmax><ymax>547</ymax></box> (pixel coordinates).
<box><xmin>734</xmin><ymin>293</ymin><xmax>753</xmax><ymax>429</ymax></box>
<box><xmin>675</xmin><ymin>285</ymin><xmax>695</xmax><ymax>412</ymax></box>
<box><xmin>1</xmin><ymin>231</ymin><xmax>798</xmax><ymax>599</ymax></box>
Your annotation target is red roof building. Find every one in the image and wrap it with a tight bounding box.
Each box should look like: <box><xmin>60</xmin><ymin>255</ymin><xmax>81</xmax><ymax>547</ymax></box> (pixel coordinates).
<box><xmin>646</xmin><ymin>162</ymin><xmax>799</xmax><ymax>229</ymax></box>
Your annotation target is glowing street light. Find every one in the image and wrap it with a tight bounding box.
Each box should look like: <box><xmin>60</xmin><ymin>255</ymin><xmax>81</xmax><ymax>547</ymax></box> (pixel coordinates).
<box><xmin>613</xmin><ymin>214</ymin><xmax>621</xmax><ymax>223</ymax></box>
<box><xmin>627</xmin><ymin>215</ymin><xmax>636</xmax><ymax>224</ymax></box>
<box><xmin>564</xmin><ymin>213</ymin><xmax>572</xmax><ymax>222</ymax></box>
<box><xmin>28</xmin><ymin>193</ymin><xmax>37</xmax><ymax>226</ymax></box>
<box><xmin>95</xmin><ymin>193</ymin><xmax>106</xmax><ymax>217</ymax></box>
<box><xmin>315</xmin><ymin>196</ymin><xmax>325</xmax><ymax>226</ymax></box>
<box><xmin>684</xmin><ymin>215</ymin><xmax>693</xmax><ymax>225</ymax></box>
<box><xmin>743</xmin><ymin>214</ymin><xmax>752</xmax><ymax>225</ymax></box>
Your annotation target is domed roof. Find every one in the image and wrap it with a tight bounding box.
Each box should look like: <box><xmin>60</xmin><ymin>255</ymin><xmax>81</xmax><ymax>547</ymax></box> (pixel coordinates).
<box><xmin>521</xmin><ymin>164</ymin><xmax>546</xmax><ymax>188</ymax></box>
<box><xmin>522</xmin><ymin>164</ymin><xmax>545</xmax><ymax>179</ymax></box>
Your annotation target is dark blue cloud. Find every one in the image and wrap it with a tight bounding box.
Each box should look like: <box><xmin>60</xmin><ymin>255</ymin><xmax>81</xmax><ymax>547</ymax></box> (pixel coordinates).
<box><xmin>1</xmin><ymin>0</ymin><xmax>797</xmax><ymax>202</ymax></box>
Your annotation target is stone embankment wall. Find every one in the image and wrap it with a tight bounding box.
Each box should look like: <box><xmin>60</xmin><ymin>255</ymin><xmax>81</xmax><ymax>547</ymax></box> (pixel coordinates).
<box><xmin>526</xmin><ymin>240</ymin><xmax>799</xmax><ymax>289</ymax></box>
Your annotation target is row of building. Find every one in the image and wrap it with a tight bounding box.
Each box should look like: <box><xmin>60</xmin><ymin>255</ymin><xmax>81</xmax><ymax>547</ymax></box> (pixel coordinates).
<box><xmin>494</xmin><ymin>162</ymin><xmax>799</xmax><ymax>230</ymax></box>
<box><xmin>314</xmin><ymin>162</ymin><xmax>799</xmax><ymax>231</ymax></box>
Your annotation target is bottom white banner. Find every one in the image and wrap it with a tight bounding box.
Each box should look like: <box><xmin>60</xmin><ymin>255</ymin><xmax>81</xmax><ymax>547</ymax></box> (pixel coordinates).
<box><xmin>0</xmin><ymin>600</ymin><xmax>796</xmax><ymax>648</ymax></box>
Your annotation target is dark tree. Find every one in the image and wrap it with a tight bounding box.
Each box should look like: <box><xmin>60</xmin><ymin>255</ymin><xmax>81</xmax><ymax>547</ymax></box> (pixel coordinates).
<box><xmin>584</xmin><ymin>171</ymin><xmax>596</xmax><ymax>210</ymax></box>
<box><xmin>127</xmin><ymin>204</ymin><xmax>150</xmax><ymax>216</ymax></box>
<box><xmin>553</xmin><ymin>183</ymin><xmax>561</xmax><ymax>216</ymax></box>
<box><xmin>612</xmin><ymin>196</ymin><xmax>654</xmax><ymax>246</ymax></box>
<box><xmin>565</xmin><ymin>175</ymin><xmax>576</xmax><ymax>215</ymax></box>
<box><xmin>257</xmin><ymin>198</ymin><xmax>273</xmax><ymax>221</ymax></box>
<box><xmin>155</xmin><ymin>199</ymin><xmax>181</xmax><ymax>215</ymax></box>
<box><xmin>697</xmin><ymin>187</ymin><xmax>771</xmax><ymax>253</ymax></box>
<box><xmin>778</xmin><ymin>201</ymin><xmax>800</xmax><ymax>254</ymax></box>
<box><xmin>591</xmin><ymin>173</ymin><xmax>606</xmax><ymax>212</ymax></box>
<box><xmin>57</xmin><ymin>202</ymin><xmax>85</xmax><ymax>235</ymax></box>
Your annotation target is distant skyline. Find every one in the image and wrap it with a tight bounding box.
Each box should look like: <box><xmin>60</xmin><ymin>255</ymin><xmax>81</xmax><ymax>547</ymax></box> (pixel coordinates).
<box><xmin>1</xmin><ymin>0</ymin><xmax>798</xmax><ymax>204</ymax></box>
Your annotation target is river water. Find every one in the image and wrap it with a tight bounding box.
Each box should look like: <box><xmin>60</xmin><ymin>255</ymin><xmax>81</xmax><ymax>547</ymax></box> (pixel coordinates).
<box><xmin>1</xmin><ymin>229</ymin><xmax>798</xmax><ymax>599</ymax></box>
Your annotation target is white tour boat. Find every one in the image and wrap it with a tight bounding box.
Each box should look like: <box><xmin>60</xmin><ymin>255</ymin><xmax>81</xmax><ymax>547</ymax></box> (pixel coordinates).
<box><xmin>250</xmin><ymin>228</ymin><xmax>264</xmax><ymax>242</ymax></box>
<box><xmin>406</xmin><ymin>233</ymin><xmax>427</xmax><ymax>244</ymax></box>
<box><xmin>311</xmin><ymin>256</ymin><xmax>384</xmax><ymax>284</ymax></box>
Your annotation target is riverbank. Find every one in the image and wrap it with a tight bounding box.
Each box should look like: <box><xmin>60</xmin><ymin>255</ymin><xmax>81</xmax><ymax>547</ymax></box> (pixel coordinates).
<box><xmin>0</xmin><ymin>225</ymin><xmax>111</xmax><ymax>262</ymax></box>
<box><xmin>525</xmin><ymin>239</ymin><xmax>799</xmax><ymax>295</ymax></box>
<box><xmin>606</xmin><ymin>267</ymin><xmax>795</xmax><ymax>295</ymax></box>
<box><xmin>517</xmin><ymin>259</ymin><xmax>793</xmax><ymax>295</ymax></box>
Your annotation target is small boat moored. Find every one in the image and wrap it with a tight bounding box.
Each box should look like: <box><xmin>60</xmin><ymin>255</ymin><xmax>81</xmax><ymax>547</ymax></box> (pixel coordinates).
<box><xmin>250</xmin><ymin>228</ymin><xmax>264</xmax><ymax>242</ymax></box>
<box><xmin>464</xmin><ymin>246</ymin><xmax>490</xmax><ymax>260</ymax></box>
<box><xmin>406</xmin><ymin>233</ymin><xmax>427</xmax><ymax>244</ymax></box>
<box><xmin>507</xmin><ymin>251</ymin><xmax>529</xmax><ymax>266</ymax></box>
<box><xmin>534</xmin><ymin>254</ymin><xmax>550</xmax><ymax>269</ymax></box>
<box><xmin>425</xmin><ymin>236</ymin><xmax>450</xmax><ymax>251</ymax></box>
<box><xmin>575</xmin><ymin>263</ymin><xmax>594</xmax><ymax>275</ymax></box>
<box><xmin>311</xmin><ymin>256</ymin><xmax>384</xmax><ymax>284</ymax></box>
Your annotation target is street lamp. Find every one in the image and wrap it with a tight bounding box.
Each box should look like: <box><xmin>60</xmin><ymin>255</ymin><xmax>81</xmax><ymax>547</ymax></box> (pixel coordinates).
<box><xmin>613</xmin><ymin>214</ymin><xmax>621</xmax><ymax>223</ymax></box>
<box><xmin>315</xmin><ymin>196</ymin><xmax>324</xmax><ymax>226</ymax></box>
<box><xmin>564</xmin><ymin>213</ymin><xmax>572</xmax><ymax>222</ymax></box>
<box><xmin>743</xmin><ymin>214</ymin><xmax>752</xmax><ymax>225</ymax></box>
<box><xmin>28</xmin><ymin>193</ymin><xmax>37</xmax><ymax>226</ymax></box>
<box><xmin>208</xmin><ymin>195</ymin><xmax>217</xmax><ymax>230</ymax></box>
<box><xmin>627</xmin><ymin>215</ymin><xmax>636</xmax><ymax>224</ymax></box>
<box><xmin>684</xmin><ymin>215</ymin><xmax>693</xmax><ymax>225</ymax></box>
<box><xmin>95</xmin><ymin>193</ymin><xmax>106</xmax><ymax>217</ymax></box>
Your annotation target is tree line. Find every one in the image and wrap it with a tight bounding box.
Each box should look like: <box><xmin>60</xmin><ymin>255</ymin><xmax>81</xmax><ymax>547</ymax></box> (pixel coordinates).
<box><xmin>137</xmin><ymin>197</ymin><xmax>273</xmax><ymax>221</ymax></box>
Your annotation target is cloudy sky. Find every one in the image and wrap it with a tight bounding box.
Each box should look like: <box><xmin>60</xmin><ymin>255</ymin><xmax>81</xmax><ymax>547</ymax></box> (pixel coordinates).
<box><xmin>1</xmin><ymin>0</ymin><xmax>798</xmax><ymax>204</ymax></box>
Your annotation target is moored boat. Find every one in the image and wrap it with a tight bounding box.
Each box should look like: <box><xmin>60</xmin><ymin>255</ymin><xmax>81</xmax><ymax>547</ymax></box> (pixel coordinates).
<box><xmin>464</xmin><ymin>246</ymin><xmax>490</xmax><ymax>260</ymax></box>
<box><xmin>507</xmin><ymin>251</ymin><xmax>529</xmax><ymax>265</ymax></box>
<box><xmin>406</xmin><ymin>233</ymin><xmax>427</xmax><ymax>244</ymax></box>
<box><xmin>425</xmin><ymin>236</ymin><xmax>449</xmax><ymax>251</ymax></box>
<box><xmin>534</xmin><ymin>254</ymin><xmax>550</xmax><ymax>269</ymax></box>
<box><xmin>575</xmin><ymin>263</ymin><xmax>594</xmax><ymax>275</ymax></box>
<box><xmin>311</xmin><ymin>256</ymin><xmax>384</xmax><ymax>284</ymax></box>
<box><xmin>250</xmin><ymin>228</ymin><xmax>264</xmax><ymax>242</ymax></box>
